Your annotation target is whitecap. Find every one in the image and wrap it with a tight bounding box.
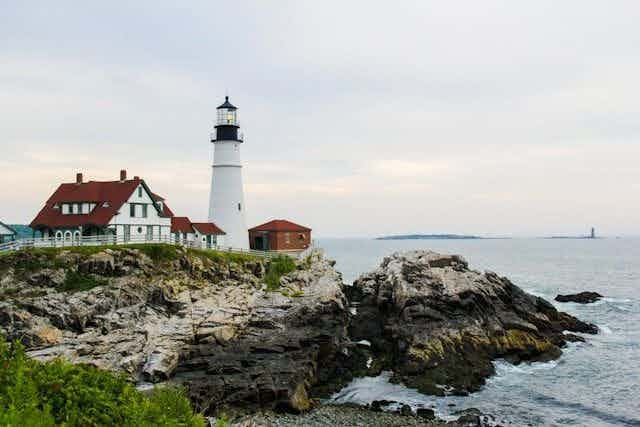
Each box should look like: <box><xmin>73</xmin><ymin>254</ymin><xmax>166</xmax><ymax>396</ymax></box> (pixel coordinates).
<box><xmin>598</xmin><ymin>325</ymin><xmax>613</xmax><ymax>334</ymax></box>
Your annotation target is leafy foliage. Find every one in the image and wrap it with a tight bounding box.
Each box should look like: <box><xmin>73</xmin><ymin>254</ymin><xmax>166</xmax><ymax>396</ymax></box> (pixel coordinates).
<box><xmin>0</xmin><ymin>337</ymin><xmax>205</xmax><ymax>427</ymax></box>
<box><xmin>57</xmin><ymin>271</ymin><xmax>108</xmax><ymax>293</ymax></box>
<box><xmin>265</xmin><ymin>255</ymin><xmax>297</xmax><ymax>291</ymax></box>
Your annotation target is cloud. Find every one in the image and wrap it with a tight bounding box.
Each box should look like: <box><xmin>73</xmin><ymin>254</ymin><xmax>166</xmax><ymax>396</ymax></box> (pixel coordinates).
<box><xmin>1</xmin><ymin>1</ymin><xmax>639</xmax><ymax>236</ymax></box>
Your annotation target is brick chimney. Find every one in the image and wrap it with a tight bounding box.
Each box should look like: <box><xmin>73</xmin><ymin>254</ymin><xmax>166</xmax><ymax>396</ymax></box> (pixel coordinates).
<box><xmin>133</xmin><ymin>175</ymin><xmax>140</xmax><ymax>181</ymax></box>
<box><xmin>120</xmin><ymin>169</ymin><xmax>127</xmax><ymax>182</ymax></box>
<box><xmin>76</xmin><ymin>173</ymin><xmax>83</xmax><ymax>185</ymax></box>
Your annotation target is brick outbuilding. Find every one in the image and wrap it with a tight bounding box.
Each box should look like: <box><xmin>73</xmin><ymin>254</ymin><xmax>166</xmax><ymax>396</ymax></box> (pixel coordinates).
<box><xmin>249</xmin><ymin>219</ymin><xmax>311</xmax><ymax>251</ymax></box>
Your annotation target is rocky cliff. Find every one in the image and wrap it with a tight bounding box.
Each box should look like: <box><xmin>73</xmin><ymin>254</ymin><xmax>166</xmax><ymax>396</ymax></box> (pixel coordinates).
<box><xmin>0</xmin><ymin>246</ymin><xmax>599</xmax><ymax>422</ymax></box>
<box><xmin>346</xmin><ymin>250</ymin><xmax>598</xmax><ymax>396</ymax></box>
<box><xmin>0</xmin><ymin>246</ymin><xmax>349</xmax><ymax>415</ymax></box>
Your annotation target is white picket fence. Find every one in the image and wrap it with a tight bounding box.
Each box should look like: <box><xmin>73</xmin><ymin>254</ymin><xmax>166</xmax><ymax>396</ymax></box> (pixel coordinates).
<box><xmin>0</xmin><ymin>235</ymin><xmax>305</xmax><ymax>259</ymax></box>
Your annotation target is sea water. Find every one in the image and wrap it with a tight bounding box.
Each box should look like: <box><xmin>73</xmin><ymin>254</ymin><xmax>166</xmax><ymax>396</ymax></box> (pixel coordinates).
<box><xmin>319</xmin><ymin>237</ymin><xmax>640</xmax><ymax>427</ymax></box>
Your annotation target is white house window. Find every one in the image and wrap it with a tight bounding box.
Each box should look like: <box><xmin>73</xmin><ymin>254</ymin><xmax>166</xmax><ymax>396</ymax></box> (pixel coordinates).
<box><xmin>138</xmin><ymin>186</ymin><xmax>143</xmax><ymax>197</ymax></box>
<box><xmin>64</xmin><ymin>231</ymin><xmax>72</xmax><ymax>242</ymax></box>
<box><xmin>285</xmin><ymin>232</ymin><xmax>290</xmax><ymax>244</ymax></box>
<box><xmin>73</xmin><ymin>231</ymin><xmax>81</xmax><ymax>241</ymax></box>
<box><xmin>62</xmin><ymin>204</ymin><xmax>70</xmax><ymax>214</ymax></box>
<box><xmin>55</xmin><ymin>231</ymin><xmax>63</xmax><ymax>240</ymax></box>
<box><xmin>137</xmin><ymin>227</ymin><xmax>143</xmax><ymax>234</ymax></box>
<box><xmin>142</xmin><ymin>204</ymin><xmax>148</xmax><ymax>218</ymax></box>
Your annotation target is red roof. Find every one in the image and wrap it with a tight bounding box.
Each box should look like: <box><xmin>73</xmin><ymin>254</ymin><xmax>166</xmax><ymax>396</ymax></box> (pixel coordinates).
<box><xmin>249</xmin><ymin>219</ymin><xmax>311</xmax><ymax>232</ymax></box>
<box><xmin>150</xmin><ymin>192</ymin><xmax>165</xmax><ymax>202</ymax></box>
<box><xmin>171</xmin><ymin>217</ymin><xmax>193</xmax><ymax>233</ymax></box>
<box><xmin>192</xmin><ymin>222</ymin><xmax>225</xmax><ymax>235</ymax></box>
<box><xmin>171</xmin><ymin>217</ymin><xmax>225</xmax><ymax>235</ymax></box>
<box><xmin>161</xmin><ymin>203</ymin><xmax>174</xmax><ymax>218</ymax></box>
<box><xmin>30</xmin><ymin>177</ymin><xmax>168</xmax><ymax>229</ymax></box>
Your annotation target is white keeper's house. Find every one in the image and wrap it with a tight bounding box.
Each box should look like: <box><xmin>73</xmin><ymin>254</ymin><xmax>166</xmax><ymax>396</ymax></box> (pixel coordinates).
<box><xmin>30</xmin><ymin>170</ymin><xmax>225</xmax><ymax>247</ymax></box>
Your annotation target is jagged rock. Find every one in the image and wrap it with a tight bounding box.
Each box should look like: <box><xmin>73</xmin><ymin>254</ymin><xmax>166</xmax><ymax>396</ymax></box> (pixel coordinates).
<box><xmin>347</xmin><ymin>250</ymin><xmax>598</xmax><ymax>396</ymax></box>
<box><xmin>416</xmin><ymin>408</ymin><xmax>436</xmax><ymax>419</ymax></box>
<box><xmin>400</xmin><ymin>404</ymin><xmax>413</xmax><ymax>416</ymax></box>
<box><xmin>555</xmin><ymin>291</ymin><xmax>603</xmax><ymax>304</ymax></box>
<box><xmin>79</xmin><ymin>252</ymin><xmax>115</xmax><ymax>275</ymax></box>
<box><xmin>28</xmin><ymin>269</ymin><xmax>66</xmax><ymax>287</ymax></box>
<box><xmin>0</xmin><ymin>247</ymin><xmax>348</xmax><ymax>417</ymax></box>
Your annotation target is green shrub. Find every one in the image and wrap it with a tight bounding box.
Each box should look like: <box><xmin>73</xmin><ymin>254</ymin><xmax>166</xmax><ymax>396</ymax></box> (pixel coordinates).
<box><xmin>0</xmin><ymin>337</ymin><xmax>205</xmax><ymax>427</ymax></box>
<box><xmin>264</xmin><ymin>255</ymin><xmax>297</xmax><ymax>291</ymax></box>
<box><xmin>213</xmin><ymin>412</ymin><xmax>229</xmax><ymax>427</ymax></box>
<box><xmin>57</xmin><ymin>271</ymin><xmax>108</xmax><ymax>293</ymax></box>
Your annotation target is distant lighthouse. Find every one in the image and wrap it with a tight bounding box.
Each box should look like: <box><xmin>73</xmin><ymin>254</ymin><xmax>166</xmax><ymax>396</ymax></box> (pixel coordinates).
<box><xmin>208</xmin><ymin>96</ymin><xmax>249</xmax><ymax>249</ymax></box>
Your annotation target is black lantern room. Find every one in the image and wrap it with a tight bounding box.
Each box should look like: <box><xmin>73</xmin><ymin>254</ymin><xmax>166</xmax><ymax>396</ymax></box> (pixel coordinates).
<box><xmin>212</xmin><ymin>96</ymin><xmax>242</xmax><ymax>142</ymax></box>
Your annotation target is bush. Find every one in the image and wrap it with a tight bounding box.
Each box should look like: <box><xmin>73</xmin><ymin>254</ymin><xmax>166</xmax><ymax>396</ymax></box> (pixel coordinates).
<box><xmin>0</xmin><ymin>337</ymin><xmax>205</xmax><ymax>427</ymax></box>
<box><xmin>264</xmin><ymin>255</ymin><xmax>297</xmax><ymax>291</ymax></box>
<box><xmin>57</xmin><ymin>271</ymin><xmax>108</xmax><ymax>293</ymax></box>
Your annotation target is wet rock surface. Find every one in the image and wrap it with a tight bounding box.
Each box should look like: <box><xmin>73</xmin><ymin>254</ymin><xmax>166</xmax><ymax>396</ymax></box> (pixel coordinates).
<box><xmin>555</xmin><ymin>291</ymin><xmax>603</xmax><ymax>304</ymax></box>
<box><xmin>346</xmin><ymin>250</ymin><xmax>598</xmax><ymax>396</ymax></box>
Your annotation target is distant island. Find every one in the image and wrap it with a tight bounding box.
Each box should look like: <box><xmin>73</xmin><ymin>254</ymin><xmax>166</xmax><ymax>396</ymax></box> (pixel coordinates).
<box><xmin>376</xmin><ymin>234</ymin><xmax>482</xmax><ymax>240</ymax></box>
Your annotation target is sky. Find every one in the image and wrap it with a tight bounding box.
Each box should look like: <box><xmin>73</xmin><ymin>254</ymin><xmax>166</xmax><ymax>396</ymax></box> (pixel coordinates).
<box><xmin>1</xmin><ymin>1</ymin><xmax>639</xmax><ymax>237</ymax></box>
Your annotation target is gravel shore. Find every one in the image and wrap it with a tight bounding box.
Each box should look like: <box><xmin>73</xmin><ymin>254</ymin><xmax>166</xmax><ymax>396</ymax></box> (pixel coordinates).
<box><xmin>229</xmin><ymin>404</ymin><xmax>449</xmax><ymax>427</ymax></box>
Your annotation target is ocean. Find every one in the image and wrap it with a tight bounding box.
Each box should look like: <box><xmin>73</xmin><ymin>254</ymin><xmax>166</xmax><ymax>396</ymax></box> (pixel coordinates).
<box><xmin>318</xmin><ymin>237</ymin><xmax>640</xmax><ymax>427</ymax></box>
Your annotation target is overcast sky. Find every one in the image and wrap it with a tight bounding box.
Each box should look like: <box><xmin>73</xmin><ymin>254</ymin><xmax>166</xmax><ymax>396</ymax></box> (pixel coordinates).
<box><xmin>1</xmin><ymin>1</ymin><xmax>639</xmax><ymax>237</ymax></box>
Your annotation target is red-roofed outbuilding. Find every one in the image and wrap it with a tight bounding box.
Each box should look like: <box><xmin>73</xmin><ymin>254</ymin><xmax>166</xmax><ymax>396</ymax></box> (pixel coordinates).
<box><xmin>171</xmin><ymin>217</ymin><xmax>226</xmax><ymax>248</ymax></box>
<box><xmin>248</xmin><ymin>219</ymin><xmax>311</xmax><ymax>251</ymax></box>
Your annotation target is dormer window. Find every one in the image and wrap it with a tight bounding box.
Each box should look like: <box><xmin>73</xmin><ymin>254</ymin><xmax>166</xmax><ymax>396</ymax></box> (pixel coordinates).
<box><xmin>103</xmin><ymin>202</ymin><xmax>110</xmax><ymax>208</ymax></box>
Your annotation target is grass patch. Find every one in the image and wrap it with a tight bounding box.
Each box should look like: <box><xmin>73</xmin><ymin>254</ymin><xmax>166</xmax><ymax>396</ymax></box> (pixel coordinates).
<box><xmin>188</xmin><ymin>248</ymin><xmax>258</xmax><ymax>265</ymax></box>
<box><xmin>265</xmin><ymin>255</ymin><xmax>297</xmax><ymax>291</ymax></box>
<box><xmin>0</xmin><ymin>337</ymin><xmax>206</xmax><ymax>427</ymax></box>
<box><xmin>57</xmin><ymin>271</ymin><xmax>107</xmax><ymax>293</ymax></box>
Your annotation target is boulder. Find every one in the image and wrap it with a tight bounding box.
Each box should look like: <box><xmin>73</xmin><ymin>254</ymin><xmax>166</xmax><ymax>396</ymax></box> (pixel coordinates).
<box><xmin>555</xmin><ymin>291</ymin><xmax>603</xmax><ymax>304</ymax></box>
<box><xmin>416</xmin><ymin>407</ymin><xmax>436</xmax><ymax>420</ymax></box>
<box><xmin>79</xmin><ymin>252</ymin><xmax>115</xmax><ymax>276</ymax></box>
<box><xmin>348</xmin><ymin>250</ymin><xmax>598</xmax><ymax>396</ymax></box>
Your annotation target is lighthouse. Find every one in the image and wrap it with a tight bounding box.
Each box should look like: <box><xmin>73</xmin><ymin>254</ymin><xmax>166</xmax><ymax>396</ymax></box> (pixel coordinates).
<box><xmin>208</xmin><ymin>96</ymin><xmax>249</xmax><ymax>249</ymax></box>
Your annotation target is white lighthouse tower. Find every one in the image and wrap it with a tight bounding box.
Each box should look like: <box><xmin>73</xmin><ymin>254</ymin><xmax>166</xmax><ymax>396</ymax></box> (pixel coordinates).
<box><xmin>208</xmin><ymin>96</ymin><xmax>249</xmax><ymax>249</ymax></box>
